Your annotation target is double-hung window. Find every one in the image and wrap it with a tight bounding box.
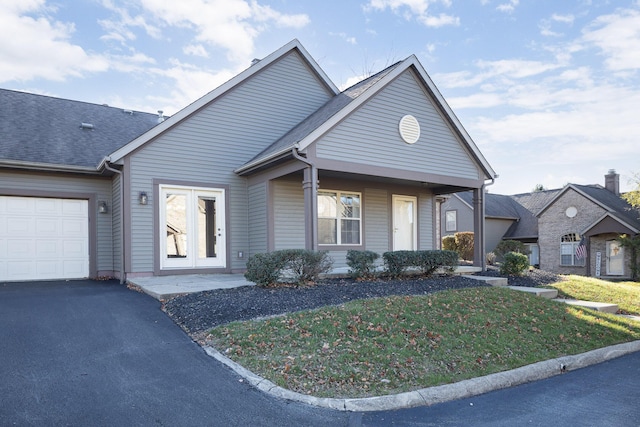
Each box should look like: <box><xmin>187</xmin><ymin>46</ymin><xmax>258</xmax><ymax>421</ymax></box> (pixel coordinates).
<box><xmin>560</xmin><ymin>233</ymin><xmax>584</xmax><ymax>266</ymax></box>
<box><xmin>318</xmin><ymin>191</ymin><xmax>361</xmax><ymax>245</ymax></box>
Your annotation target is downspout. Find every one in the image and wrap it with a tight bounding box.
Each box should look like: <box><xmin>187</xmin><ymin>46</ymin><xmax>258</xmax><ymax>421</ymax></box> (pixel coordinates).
<box><xmin>291</xmin><ymin>145</ymin><xmax>318</xmax><ymax>251</ymax></box>
<box><xmin>477</xmin><ymin>176</ymin><xmax>496</xmax><ymax>271</ymax></box>
<box><xmin>103</xmin><ymin>161</ymin><xmax>126</xmax><ymax>284</ymax></box>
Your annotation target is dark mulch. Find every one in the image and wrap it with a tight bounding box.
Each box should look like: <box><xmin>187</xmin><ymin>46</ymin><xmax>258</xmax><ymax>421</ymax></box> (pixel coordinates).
<box><xmin>163</xmin><ymin>269</ymin><xmax>561</xmax><ymax>335</ymax></box>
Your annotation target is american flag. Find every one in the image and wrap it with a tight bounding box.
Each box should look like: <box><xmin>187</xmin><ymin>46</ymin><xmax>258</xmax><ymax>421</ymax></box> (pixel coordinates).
<box><xmin>575</xmin><ymin>236</ymin><xmax>587</xmax><ymax>260</ymax></box>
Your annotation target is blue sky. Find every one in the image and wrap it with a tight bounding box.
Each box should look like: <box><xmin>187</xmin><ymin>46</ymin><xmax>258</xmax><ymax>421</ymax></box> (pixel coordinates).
<box><xmin>2</xmin><ymin>0</ymin><xmax>639</xmax><ymax>195</ymax></box>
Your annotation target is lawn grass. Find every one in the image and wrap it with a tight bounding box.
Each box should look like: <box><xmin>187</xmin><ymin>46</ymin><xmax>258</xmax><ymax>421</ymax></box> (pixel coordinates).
<box><xmin>206</xmin><ymin>286</ymin><xmax>640</xmax><ymax>398</ymax></box>
<box><xmin>546</xmin><ymin>275</ymin><xmax>640</xmax><ymax>315</ymax></box>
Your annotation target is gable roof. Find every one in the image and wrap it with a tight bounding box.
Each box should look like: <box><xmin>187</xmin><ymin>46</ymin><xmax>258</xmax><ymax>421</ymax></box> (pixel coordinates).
<box><xmin>0</xmin><ymin>88</ymin><xmax>159</xmax><ymax>172</ymax></box>
<box><xmin>236</xmin><ymin>61</ymin><xmax>404</xmax><ymax>173</ymax></box>
<box><xmin>537</xmin><ymin>184</ymin><xmax>640</xmax><ymax>234</ymax></box>
<box><xmin>107</xmin><ymin>39</ymin><xmax>338</xmax><ymax>166</ymax></box>
<box><xmin>235</xmin><ymin>55</ymin><xmax>497</xmax><ymax>180</ymax></box>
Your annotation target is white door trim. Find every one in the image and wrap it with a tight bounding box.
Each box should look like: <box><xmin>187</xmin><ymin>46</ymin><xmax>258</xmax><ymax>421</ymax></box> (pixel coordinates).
<box><xmin>392</xmin><ymin>195</ymin><xmax>417</xmax><ymax>251</ymax></box>
<box><xmin>606</xmin><ymin>240</ymin><xmax>624</xmax><ymax>276</ymax></box>
<box><xmin>159</xmin><ymin>185</ymin><xmax>226</xmax><ymax>270</ymax></box>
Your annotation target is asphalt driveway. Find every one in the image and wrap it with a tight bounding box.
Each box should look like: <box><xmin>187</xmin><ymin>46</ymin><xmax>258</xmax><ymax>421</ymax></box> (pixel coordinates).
<box><xmin>0</xmin><ymin>280</ymin><xmax>348</xmax><ymax>426</ymax></box>
<box><xmin>1</xmin><ymin>279</ymin><xmax>639</xmax><ymax>426</ymax></box>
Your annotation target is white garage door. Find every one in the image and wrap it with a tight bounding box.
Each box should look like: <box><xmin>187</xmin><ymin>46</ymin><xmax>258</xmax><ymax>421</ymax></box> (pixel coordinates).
<box><xmin>0</xmin><ymin>196</ymin><xmax>89</xmax><ymax>281</ymax></box>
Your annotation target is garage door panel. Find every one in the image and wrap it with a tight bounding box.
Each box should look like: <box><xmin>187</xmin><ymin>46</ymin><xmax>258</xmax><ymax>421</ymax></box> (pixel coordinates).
<box><xmin>6</xmin><ymin>217</ymin><xmax>31</xmax><ymax>235</ymax></box>
<box><xmin>0</xmin><ymin>196</ymin><xmax>89</xmax><ymax>281</ymax></box>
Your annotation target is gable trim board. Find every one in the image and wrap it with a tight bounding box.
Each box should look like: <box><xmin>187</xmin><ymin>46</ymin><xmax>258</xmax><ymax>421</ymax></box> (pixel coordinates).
<box><xmin>583</xmin><ymin>213</ymin><xmax>639</xmax><ymax>236</ymax></box>
<box><xmin>1</xmin><ymin>39</ymin><xmax>497</xmax><ymax>280</ymax></box>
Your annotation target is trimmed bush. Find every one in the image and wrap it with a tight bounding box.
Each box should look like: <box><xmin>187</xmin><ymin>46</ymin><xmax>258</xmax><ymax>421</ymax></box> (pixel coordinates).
<box><xmin>454</xmin><ymin>231</ymin><xmax>474</xmax><ymax>261</ymax></box>
<box><xmin>287</xmin><ymin>250</ymin><xmax>334</xmax><ymax>284</ymax></box>
<box><xmin>383</xmin><ymin>250</ymin><xmax>458</xmax><ymax>277</ymax></box>
<box><xmin>346</xmin><ymin>250</ymin><xmax>380</xmax><ymax>279</ymax></box>
<box><xmin>442</xmin><ymin>235</ymin><xmax>456</xmax><ymax>252</ymax></box>
<box><xmin>500</xmin><ymin>252</ymin><xmax>530</xmax><ymax>276</ymax></box>
<box><xmin>494</xmin><ymin>240</ymin><xmax>529</xmax><ymax>260</ymax></box>
<box><xmin>244</xmin><ymin>249</ymin><xmax>333</xmax><ymax>286</ymax></box>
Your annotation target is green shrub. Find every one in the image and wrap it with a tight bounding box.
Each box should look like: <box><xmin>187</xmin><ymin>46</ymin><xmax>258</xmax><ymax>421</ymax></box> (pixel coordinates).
<box><xmin>287</xmin><ymin>250</ymin><xmax>333</xmax><ymax>284</ymax></box>
<box><xmin>346</xmin><ymin>250</ymin><xmax>380</xmax><ymax>279</ymax></box>
<box><xmin>454</xmin><ymin>231</ymin><xmax>474</xmax><ymax>261</ymax></box>
<box><xmin>500</xmin><ymin>252</ymin><xmax>530</xmax><ymax>276</ymax></box>
<box><xmin>244</xmin><ymin>252</ymin><xmax>288</xmax><ymax>286</ymax></box>
<box><xmin>383</xmin><ymin>250</ymin><xmax>458</xmax><ymax>277</ymax></box>
<box><xmin>244</xmin><ymin>249</ymin><xmax>333</xmax><ymax>286</ymax></box>
<box><xmin>442</xmin><ymin>235</ymin><xmax>456</xmax><ymax>252</ymax></box>
<box><xmin>494</xmin><ymin>240</ymin><xmax>529</xmax><ymax>260</ymax></box>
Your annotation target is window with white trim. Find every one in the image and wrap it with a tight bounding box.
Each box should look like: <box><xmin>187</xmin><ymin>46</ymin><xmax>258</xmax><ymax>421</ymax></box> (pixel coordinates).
<box><xmin>318</xmin><ymin>191</ymin><xmax>361</xmax><ymax>245</ymax></box>
<box><xmin>445</xmin><ymin>210</ymin><xmax>457</xmax><ymax>232</ymax></box>
<box><xmin>560</xmin><ymin>233</ymin><xmax>584</xmax><ymax>266</ymax></box>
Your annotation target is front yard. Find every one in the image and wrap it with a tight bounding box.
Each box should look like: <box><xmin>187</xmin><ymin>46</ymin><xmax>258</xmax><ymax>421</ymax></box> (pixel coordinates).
<box><xmin>187</xmin><ymin>274</ymin><xmax>640</xmax><ymax>399</ymax></box>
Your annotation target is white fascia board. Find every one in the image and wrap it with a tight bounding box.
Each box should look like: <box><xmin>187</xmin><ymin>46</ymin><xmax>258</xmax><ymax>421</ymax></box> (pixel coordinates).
<box><xmin>296</xmin><ymin>55</ymin><xmax>497</xmax><ymax>181</ymax></box>
<box><xmin>108</xmin><ymin>39</ymin><xmax>339</xmax><ymax>163</ymax></box>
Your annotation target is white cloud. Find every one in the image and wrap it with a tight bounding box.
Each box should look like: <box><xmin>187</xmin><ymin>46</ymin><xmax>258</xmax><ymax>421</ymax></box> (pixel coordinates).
<box><xmin>580</xmin><ymin>7</ymin><xmax>640</xmax><ymax>71</ymax></box>
<box><xmin>183</xmin><ymin>44</ymin><xmax>209</xmax><ymax>58</ymax></box>
<box><xmin>0</xmin><ymin>1</ymin><xmax>109</xmax><ymax>82</ymax></box>
<box><xmin>131</xmin><ymin>0</ymin><xmax>309</xmax><ymax>63</ymax></box>
<box><xmin>496</xmin><ymin>0</ymin><xmax>519</xmax><ymax>13</ymax></box>
<box><xmin>329</xmin><ymin>32</ymin><xmax>357</xmax><ymax>45</ymax></box>
<box><xmin>552</xmin><ymin>13</ymin><xmax>574</xmax><ymax>24</ymax></box>
<box><xmin>365</xmin><ymin>0</ymin><xmax>459</xmax><ymax>27</ymax></box>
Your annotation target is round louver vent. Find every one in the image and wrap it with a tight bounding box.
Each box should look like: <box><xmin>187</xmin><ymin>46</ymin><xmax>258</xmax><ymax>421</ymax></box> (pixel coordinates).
<box><xmin>399</xmin><ymin>115</ymin><xmax>420</xmax><ymax>144</ymax></box>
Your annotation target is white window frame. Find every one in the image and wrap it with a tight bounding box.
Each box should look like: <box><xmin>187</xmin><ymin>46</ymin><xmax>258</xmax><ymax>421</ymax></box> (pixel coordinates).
<box><xmin>317</xmin><ymin>190</ymin><xmax>362</xmax><ymax>246</ymax></box>
<box><xmin>445</xmin><ymin>210</ymin><xmax>457</xmax><ymax>232</ymax></box>
<box><xmin>560</xmin><ymin>233</ymin><xmax>584</xmax><ymax>267</ymax></box>
<box><xmin>159</xmin><ymin>185</ymin><xmax>226</xmax><ymax>270</ymax></box>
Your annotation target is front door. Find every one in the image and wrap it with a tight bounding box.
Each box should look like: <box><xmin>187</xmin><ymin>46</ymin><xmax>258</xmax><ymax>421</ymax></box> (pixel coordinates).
<box><xmin>392</xmin><ymin>195</ymin><xmax>417</xmax><ymax>251</ymax></box>
<box><xmin>606</xmin><ymin>240</ymin><xmax>624</xmax><ymax>276</ymax></box>
<box><xmin>160</xmin><ymin>186</ymin><xmax>226</xmax><ymax>270</ymax></box>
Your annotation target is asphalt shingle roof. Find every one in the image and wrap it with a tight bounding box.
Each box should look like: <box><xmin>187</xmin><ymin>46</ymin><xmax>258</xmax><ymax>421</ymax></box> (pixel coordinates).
<box><xmin>0</xmin><ymin>89</ymin><xmax>160</xmax><ymax>169</ymax></box>
<box><xmin>573</xmin><ymin>184</ymin><xmax>640</xmax><ymax>231</ymax></box>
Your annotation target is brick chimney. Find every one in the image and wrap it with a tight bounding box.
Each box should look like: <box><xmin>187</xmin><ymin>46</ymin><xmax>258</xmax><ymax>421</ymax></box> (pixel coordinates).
<box><xmin>605</xmin><ymin>169</ymin><xmax>619</xmax><ymax>195</ymax></box>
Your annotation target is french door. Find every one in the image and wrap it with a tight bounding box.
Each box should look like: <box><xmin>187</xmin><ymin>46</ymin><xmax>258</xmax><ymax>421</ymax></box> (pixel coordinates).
<box><xmin>160</xmin><ymin>186</ymin><xmax>225</xmax><ymax>269</ymax></box>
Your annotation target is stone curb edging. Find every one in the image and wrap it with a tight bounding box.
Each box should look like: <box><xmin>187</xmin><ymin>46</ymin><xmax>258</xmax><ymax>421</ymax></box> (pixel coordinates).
<box><xmin>203</xmin><ymin>340</ymin><xmax>640</xmax><ymax>412</ymax></box>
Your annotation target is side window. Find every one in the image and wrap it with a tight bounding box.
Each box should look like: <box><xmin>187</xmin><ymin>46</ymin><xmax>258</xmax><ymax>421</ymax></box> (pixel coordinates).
<box><xmin>445</xmin><ymin>210</ymin><xmax>457</xmax><ymax>232</ymax></box>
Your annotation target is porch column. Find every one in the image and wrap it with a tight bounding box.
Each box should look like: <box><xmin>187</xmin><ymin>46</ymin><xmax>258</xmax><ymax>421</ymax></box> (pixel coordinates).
<box><xmin>302</xmin><ymin>165</ymin><xmax>319</xmax><ymax>251</ymax></box>
<box><xmin>473</xmin><ymin>187</ymin><xmax>486</xmax><ymax>270</ymax></box>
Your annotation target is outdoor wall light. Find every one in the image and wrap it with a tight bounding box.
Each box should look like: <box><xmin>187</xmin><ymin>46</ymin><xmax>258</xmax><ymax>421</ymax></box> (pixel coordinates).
<box><xmin>139</xmin><ymin>191</ymin><xmax>148</xmax><ymax>205</ymax></box>
<box><xmin>98</xmin><ymin>201</ymin><xmax>108</xmax><ymax>214</ymax></box>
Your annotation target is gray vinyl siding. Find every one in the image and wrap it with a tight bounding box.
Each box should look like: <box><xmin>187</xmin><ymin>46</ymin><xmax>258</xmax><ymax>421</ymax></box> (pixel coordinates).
<box><xmin>126</xmin><ymin>51</ymin><xmax>332</xmax><ymax>273</ymax></box>
<box><xmin>0</xmin><ymin>171</ymin><xmax>114</xmax><ymax>272</ymax></box>
<box><xmin>273</xmin><ymin>179</ymin><xmax>305</xmax><ymax>250</ymax></box>
<box><xmin>316</xmin><ymin>70</ymin><xmax>480</xmax><ymax>180</ymax></box>
<box><xmin>364</xmin><ymin>187</ymin><xmax>390</xmax><ymax>255</ymax></box>
<box><xmin>248</xmin><ymin>182</ymin><xmax>268</xmax><ymax>256</ymax></box>
<box><xmin>418</xmin><ymin>194</ymin><xmax>434</xmax><ymax>249</ymax></box>
<box><xmin>111</xmin><ymin>173</ymin><xmax>122</xmax><ymax>273</ymax></box>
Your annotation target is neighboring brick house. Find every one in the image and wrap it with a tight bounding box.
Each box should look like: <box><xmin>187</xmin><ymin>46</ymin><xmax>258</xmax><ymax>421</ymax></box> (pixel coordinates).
<box><xmin>441</xmin><ymin>170</ymin><xmax>640</xmax><ymax>279</ymax></box>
